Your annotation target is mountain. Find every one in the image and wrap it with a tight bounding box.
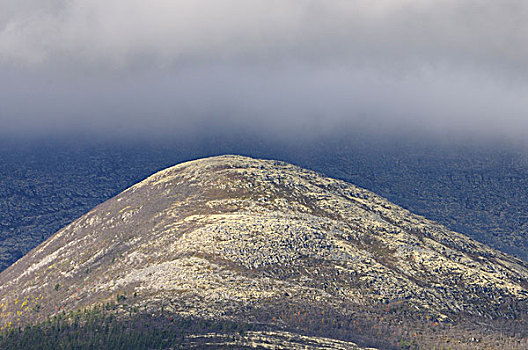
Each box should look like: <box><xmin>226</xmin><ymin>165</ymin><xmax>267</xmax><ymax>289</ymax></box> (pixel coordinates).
<box><xmin>3</xmin><ymin>139</ymin><xmax>528</xmax><ymax>275</ymax></box>
<box><xmin>1</xmin><ymin>155</ymin><xmax>528</xmax><ymax>349</ymax></box>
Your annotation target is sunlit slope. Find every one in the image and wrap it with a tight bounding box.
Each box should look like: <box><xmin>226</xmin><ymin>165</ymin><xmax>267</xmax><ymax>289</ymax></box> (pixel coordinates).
<box><xmin>1</xmin><ymin>155</ymin><xmax>528</xmax><ymax>348</ymax></box>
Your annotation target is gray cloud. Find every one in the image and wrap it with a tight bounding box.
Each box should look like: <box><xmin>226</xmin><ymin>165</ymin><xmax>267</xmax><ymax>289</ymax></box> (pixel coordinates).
<box><xmin>1</xmin><ymin>0</ymin><xmax>528</xmax><ymax>140</ymax></box>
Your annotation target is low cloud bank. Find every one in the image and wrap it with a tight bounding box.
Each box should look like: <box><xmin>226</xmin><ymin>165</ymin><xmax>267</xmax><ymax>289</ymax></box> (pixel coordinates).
<box><xmin>1</xmin><ymin>1</ymin><xmax>527</xmax><ymax>141</ymax></box>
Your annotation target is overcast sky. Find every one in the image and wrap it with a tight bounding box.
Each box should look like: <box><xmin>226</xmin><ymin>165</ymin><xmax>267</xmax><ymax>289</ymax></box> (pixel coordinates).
<box><xmin>1</xmin><ymin>0</ymin><xmax>528</xmax><ymax>141</ymax></box>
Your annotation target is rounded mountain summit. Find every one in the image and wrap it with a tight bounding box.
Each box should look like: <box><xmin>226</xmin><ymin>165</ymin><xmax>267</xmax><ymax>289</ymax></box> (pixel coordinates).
<box><xmin>1</xmin><ymin>155</ymin><xmax>528</xmax><ymax>348</ymax></box>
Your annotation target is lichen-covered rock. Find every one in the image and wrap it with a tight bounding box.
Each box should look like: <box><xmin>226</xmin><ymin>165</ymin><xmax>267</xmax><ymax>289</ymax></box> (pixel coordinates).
<box><xmin>1</xmin><ymin>155</ymin><xmax>528</xmax><ymax>348</ymax></box>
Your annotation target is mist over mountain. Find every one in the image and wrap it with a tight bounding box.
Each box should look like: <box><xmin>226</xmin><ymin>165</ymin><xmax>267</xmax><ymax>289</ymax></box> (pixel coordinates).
<box><xmin>2</xmin><ymin>1</ymin><xmax>528</xmax><ymax>348</ymax></box>
<box><xmin>2</xmin><ymin>1</ymin><xmax>528</xmax><ymax>141</ymax></box>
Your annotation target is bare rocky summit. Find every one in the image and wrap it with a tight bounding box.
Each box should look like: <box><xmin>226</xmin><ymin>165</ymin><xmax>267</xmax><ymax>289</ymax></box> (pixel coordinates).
<box><xmin>1</xmin><ymin>155</ymin><xmax>528</xmax><ymax>348</ymax></box>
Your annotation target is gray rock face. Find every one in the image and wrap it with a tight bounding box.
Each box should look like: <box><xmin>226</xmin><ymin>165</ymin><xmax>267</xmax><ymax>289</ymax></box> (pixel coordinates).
<box><xmin>1</xmin><ymin>155</ymin><xmax>528</xmax><ymax>347</ymax></box>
